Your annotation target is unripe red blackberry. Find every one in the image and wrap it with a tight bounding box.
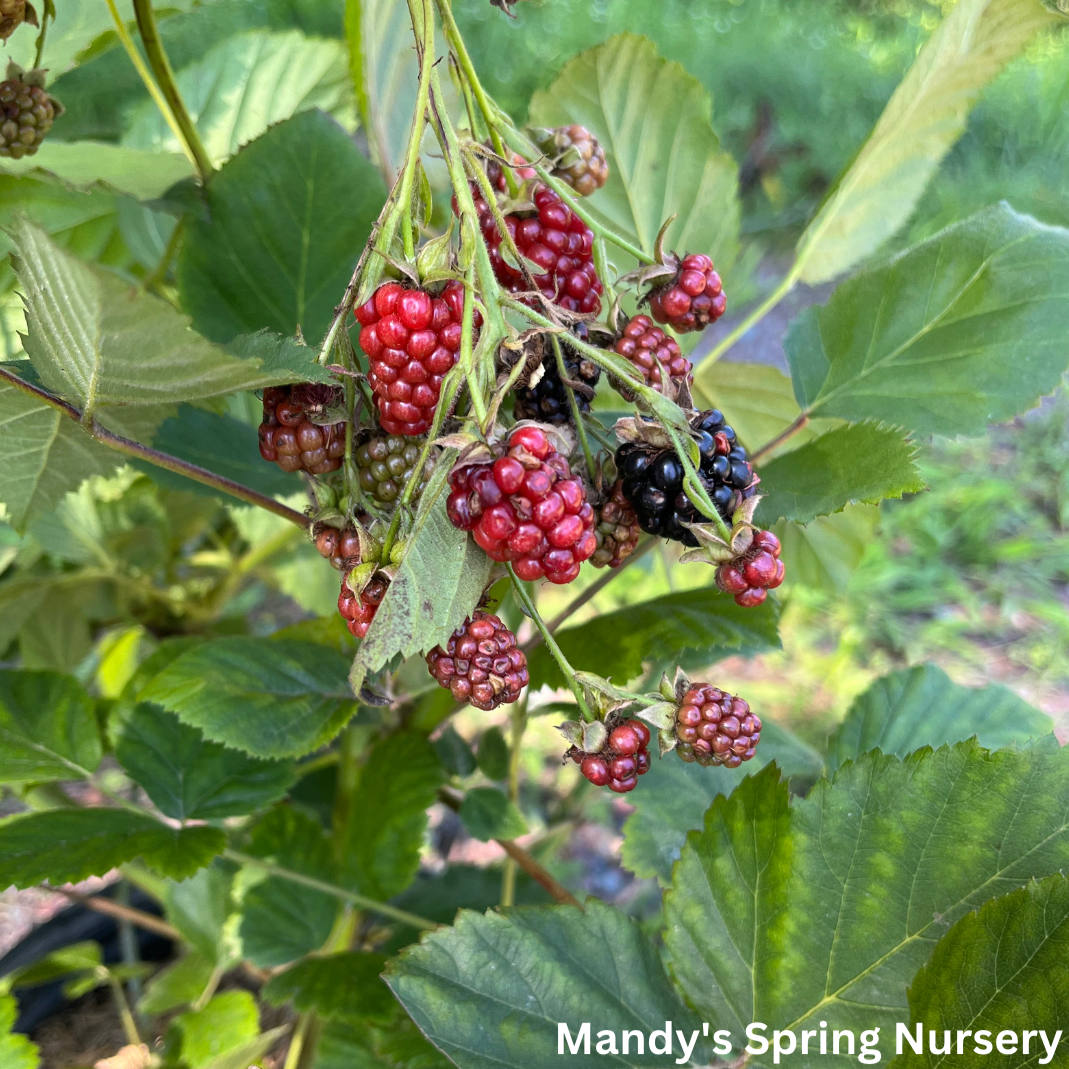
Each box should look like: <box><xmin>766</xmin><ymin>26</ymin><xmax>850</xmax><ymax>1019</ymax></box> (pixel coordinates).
<box><xmin>259</xmin><ymin>384</ymin><xmax>345</xmax><ymax>475</ymax></box>
<box><xmin>355</xmin><ymin>434</ymin><xmax>434</xmax><ymax>504</ymax></box>
<box><xmin>612</xmin><ymin>314</ymin><xmax>692</xmax><ymax>396</ymax></box>
<box><xmin>446</xmin><ymin>426</ymin><xmax>597</xmax><ymax>585</ymax></box>
<box><xmin>572</xmin><ymin>718</ymin><xmax>652</xmax><ymax>794</ymax></box>
<box><xmin>314</xmin><ymin>525</ymin><xmax>364</xmax><ymax>569</ymax></box>
<box><xmin>616</xmin><ymin>409</ymin><xmax>755</xmax><ymax>547</ymax></box>
<box><xmin>716</xmin><ymin>528</ymin><xmax>785</xmax><ymax>607</ymax></box>
<box><xmin>426</xmin><ymin>611</ymin><xmax>529</xmax><ymax>710</ymax></box>
<box><xmin>591</xmin><ymin>480</ymin><xmax>641</xmax><ymax>569</ymax></box>
<box><xmin>338</xmin><ymin>573</ymin><xmax>388</xmax><ymax>639</ymax></box>
<box><xmin>513</xmin><ymin>327</ymin><xmax>600</xmax><ymax>425</ymax></box>
<box><xmin>354</xmin><ymin>281</ymin><xmax>478</xmax><ymax>437</ymax></box>
<box><xmin>648</xmin><ymin>254</ymin><xmax>726</xmax><ymax>334</ymax></box>
<box><xmin>476</xmin><ymin>185</ymin><xmax>603</xmax><ymax>315</ymax></box>
<box><xmin>1</xmin><ymin>0</ymin><xmax>35</xmax><ymax>42</ymax></box>
<box><xmin>0</xmin><ymin>69</ymin><xmax>58</xmax><ymax>159</ymax></box>
<box><xmin>485</xmin><ymin>150</ymin><xmax>537</xmax><ymax>192</ymax></box>
<box><xmin>534</xmin><ymin>124</ymin><xmax>609</xmax><ymax>197</ymax></box>
<box><xmin>675</xmin><ymin>685</ymin><xmax>760</xmax><ymax>768</ymax></box>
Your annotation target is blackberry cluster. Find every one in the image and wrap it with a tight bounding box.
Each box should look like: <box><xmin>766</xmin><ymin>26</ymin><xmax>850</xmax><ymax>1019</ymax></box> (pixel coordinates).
<box><xmin>616</xmin><ymin>410</ymin><xmax>755</xmax><ymax>546</ymax></box>
<box><xmin>536</xmin><ymin>124</ymin><xmax>609</xmax><ymax>197</ymax></box>
<box><xmin>0</xmin><ymin>71</ymin><xmax>57</xmax><ymax>159</ymax></box>
<box><xmin>513</xmin><ymin>327</ymin><xmax>600</xmax><ymax>425</ymax></box>
<box><xmin>355</xmin><ymin>280</ymin><xmax>477</xmax><ymax>437</ymax></box>
<box><xmin>338</xmin><ymin>573</ymin><xmax>388</xmax><ymax>639</ymax></box>
<box><xmin>447</xmin><ymin>426</ymin><xmax>596</xmax><ymax>584</ymax></box>
<box><xmin>259</xmin><ymin>384</ymin><xmax>346</xmax><ymax>475</ymax></box>
<box><xmin>649</xmin><ymin>254</ymin><xmax>726</xmax><ymax>334</ymax></box>
<box><xmin>355</xmin><ymin>435</ymin><xmax>433</xmax><ymax>504</ymax></box>
<box><xmin>591</xmin><ymin>481</ymin><xmax>641</xmax><ymax>569</ymax></box>
<box><xmin>572</xmin><ymin>719</ymin><xmax>652</xmax><ymax>794</ymax></box>
<box><xmin>716</xmin><ymin>529</ymin><xmax>785</xmax><ymax>608</ymax></box>
<box><xmin>314</xmin><ymin>526</ymin><xmax>363</xmax><ymax>569</ymax></box>
<box><xmin>426</xmin><ymin>611</ymin><xmax>529</xmax><ymax>710</ymax></box>
<box><xmin>675</xmin><ymin>685</ymin><xmax>761</xmax><ymax>767</ymax></box>
<box><xmin>476</xmin><ymin>185</ymin><xmax>603</xmax><ymax>314</ymax></box>
<box><xmin>612</xmin><ymin>314</ymin><xmax>692</xmax><ymax>396</ymax></box>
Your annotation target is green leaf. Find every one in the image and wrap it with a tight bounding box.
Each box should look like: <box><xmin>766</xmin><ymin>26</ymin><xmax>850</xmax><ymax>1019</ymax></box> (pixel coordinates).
<box><xmin>788</xmin><ymin>205</ymin><xmax>1069</xmax><ymax>436</ymax></box>
<box><xmin>826</xmin><ymin>663</ymin><xmax>1053</xmax><ymax>773</ymax></box>
<box><xmin>349</xmin><ymin>461</ymin><xmax>492</xmax><ymax>697</ymax></box>
<box><xmin>239</xmin><ymin>806</ymin><xmax>339</xmax><ymax>967</ymax></box>
<box><xmin>12</xmin><ymin>218</ymin><xmax>312</xmax><ymax>412</ymax></box>
<box><xmin>755</xmin><ymin>423</ymin><xmax>923</xmax><ymax>525</ymax></box>
<box><xmin>340</xmin><ymin>733</ymin><xmax>444</xmax><ymax>899</ymax></box>
<box><xmin>139</xmin><ymin>638</ymin><xmax>358</xmax><ymax>759</ymax></box>
<box><xmin>162</xmin><ymin>864</ymin><xmax>235</xmax><ymax>964</ymax></box>
<box><xmin>316</xmin><ymin>1015</ymin><xmax>453</xmax><ymax>1069</ymax></box>
<box><xmin>386</xmin><ymin>900</ymin><xmax>712</xmax><ymax>1069</ymax></box>
<box><xmin>114</xmin><ymin>703</ymin><xmax>295</xmax><ymax>820</ymax></box>
<box><xmin>901</xmin><ymin>874</ymin><xmax>1069</xmax><ymax>1069</ymax></box>
<box><xmin>530</xmin><ymin>34</ymin><xmax>737</xmax><ymax>274</ymax></box>
<box><xmin>529</xmin><ymin>586</ymin><xmax>780</xmax><ymax>689</ymax></box>
<box><xmin>475</xmin><ymin>727</ymin><xmax>509</xmax><ymax>781</ymax></box>
<box><xmin>177</xmin><ymin>109</ymin><xmax>387</xmax><ymax>345</ymax></box>
<box><xmin>794</xmin><ymin>0</ymin><xmax>1059</xmax><ymax>285</ymax></box>
<box><xmin>621</xmin><ymin>721</ymin><xmax>823</xmax><ymax>884</ymax></box>
<box><xmin>433</xmin><ymin>725</ymin><xmax>475</xmax><ymax>778</ymax></box>
<box><xmin>774</xmin><ymin>503</ymin><xmax>880</xmax><ymax>593</ymax></box>
<box><xmin>529</xmin><ymin>33</ymin><xmax>738</xmax><ymax>276</ymax></box>
<box><xmin>124</xmin><ymin>30</ymin><xmax>353</xmax><ymax>167</ymax></box>
<box><xmin>0</xmin><ymin>993</ymin><xmax>38</xmax><ymax>1069</ymax></box>
<box><xmin>137</xmin><ymin>952</ymin><xmax>216</xmax><ymax>1016</ymax></box>
<box><xmin>0</xmin><ymin>808</ymin><xmax>224</xmax><ymax>887</ymax></box>
<box><xmin>458</xmin><ymin>787</ymin><xmax>528</xmax><ymax>843</ymax></box>
<box><xmin>0</xmin><ymin>669</ymin><xmax>101</xmax><ymax>785</ymax></box>
<box><xmin>263</xmin><ymin>951</ymin><xmax>394</xmax><ymax>1023</ymax></box>
<box><xmin>663</xmin><ymin>738</ymin><xmax>1069</xmax><ymax>1064</ymax></box>
<box><xmin>166</xmin><ymin>991</ymin><xmax>259</xmax><ymax>1069</ymax></box>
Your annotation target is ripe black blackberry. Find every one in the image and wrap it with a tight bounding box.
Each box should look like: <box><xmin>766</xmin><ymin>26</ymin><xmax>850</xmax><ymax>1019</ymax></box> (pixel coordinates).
<box><xmin>355</xmin><ymin>434</ymin><xmax>434</xmax><ymax>503</ymax></box>
<box><xmin>513</xmin><ymin>327</ymin><xmax>600</xmax><ymax>425</ymax></box>
<box><xmin>616</xmin><ymin>410</ymin><xmax>755</xmax><ymax>546</ymax></box>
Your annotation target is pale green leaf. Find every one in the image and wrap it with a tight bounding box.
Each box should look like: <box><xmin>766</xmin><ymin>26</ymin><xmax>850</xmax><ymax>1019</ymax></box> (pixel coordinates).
<box><xmin>162</xmin><ymin>865</ymin><xmax>235</xmax><ymax>964</ymax></box>
<box><xmin>139</xmin><ymin>638</ymin><xmax>359</xmax><ymax>759</ymax></box>
<box><xmin>137</xmin><ymin>952</ymin><xmax>216</xmax><ymax>1017</ymax></box>
<box><xmin>788</xmin><ymin>205</ymin><xmax>1069</xmax><ymax>435</ymax></box>
<box><xmin>529</xmin><ymin>33</ymin><xmax>739</xmax><ymax>276</ymax></box>
<box><xmin>458</xmin><ymin>788</ymin><xmax>528</xmax><ymax>843</ymax></box>
<box><xmin>0</xmin><ymin>669</ymin><xmax>101</xmax><ymax>785</ymax></box>
<box><xmin>774</xmin><ymin>503</ymin><xmax>880</xmax><ymax>593</ymax></box>
<box><xmin>826</xmin><ymin>663</ymin><xmax>1053</xmax><ymax>772</ymax></box>
<box><xmin>166</xmin><ymin>991</ymin><xmax>259</xmax><ymax>1069</ymax></box>
<box><xmin>755</xmin><ymin>423</ymin><xmax>923</xmax><ymax>525</ymax></box>
<box><xmin>263</xmin><ymin>952</ymin><xmax>394</xmax><ymax>1023</ymax></box>
<box><xmin>794</xmin><ymin>0</ymin><xmax>1059</xmax><ymax>284</ymax></box>
<box><xmin>0</xmin><ymin>993</ymin><xmax>38</xmax><ymax>1069</ymax></box>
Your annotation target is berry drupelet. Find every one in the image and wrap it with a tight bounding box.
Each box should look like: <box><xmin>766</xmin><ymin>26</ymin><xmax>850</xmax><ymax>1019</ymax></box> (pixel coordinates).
<box><xmin>259</xmin><ymin>384</ymin><xmax>346</xmax><ymax>475</ymax></box>
<box><xmin>447</xmin><ymin>426</ymin><xmax>597</xmax><ymax>584</ymax></box>
<box><xmin>426</xmin><ymin>611</ymin><xmax>529</xmax><ymax>710</ymax></box>
<box><xmin>355</xmin><ymin>435</ymin><xmax>434</xmax><ymax>504</ymax></box>
<box><xmin>573</xmin><ymin>719</ymin><xmax>652</xmax><ymax>794</ymax></box>
<box><xmin>675</xmin><ymin>685</ymin><xmax>761</xmax><ymax>767</ymax></box>
<box><xmin>649</xmin><ymin>254</ymin><xmax>726</xmax><ymax>334</ymax></box>
<box><xmin>716</xmin><ymin>528</ymin><xmax>785</xmax><ymax>607</ymax></box>
<box><xmin>314</xmin><ymin>526</ymin><xmax>364</xmax><ymax>569</ymax></box>
<box><xmin>338</xmin><ymin>573</ymin><xmax>388</xmax><ymax>639</ymax></box>
<box><xmin>591</xmin><ymin>480</ymin><xmax>641</xmax><ymax>568</ymax></box>
<box><xmin>616</xmin><ymin>410</ymin><xmax>755</xmax><ymax>546</ymax></box>
<box><xmin>355</xmin><ymin>280</ymin><xmax>478</xmax><ymax>437</ymax></box>
<box><xmin>612</xmin><ymin>314</ymin><xmax>692</xmax><ymax>396</ymax></box>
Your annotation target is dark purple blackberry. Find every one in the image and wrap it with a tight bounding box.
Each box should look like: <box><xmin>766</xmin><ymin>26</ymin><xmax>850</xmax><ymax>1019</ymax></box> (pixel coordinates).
<box><xmin>616</xmin><ymin>410</ymin><xmax>755</xmax><ymax>546</ymax></box>
<box><xmin>513</xmin><ymin>327</ymin><xmax>600</xmax><ymax>425</ymax></box>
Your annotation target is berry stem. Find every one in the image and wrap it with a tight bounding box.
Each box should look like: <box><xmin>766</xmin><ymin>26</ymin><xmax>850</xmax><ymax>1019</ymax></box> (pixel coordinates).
<box><xmin>0</xmin><ymin>365</ymin><xmax>310</xmax><ymax>529</ymax></box>
<box><xmin>549</xmin><ymin>333</ymin><xmax>597</xmax><ymax>482</ymax></box>
<box><xmin>507</xmin><ymin>566</ymin><xmax>594</xmax><ymax>721</ymax></box>
<box><xmin>399</xmin><ymin>0</ymin><xmax>435</xmax><ymax>260</ymax></box>
<box><xmin>702</xmin><ymin>265</ymin><xmax>801</xmax><ymax>366</ymax></box>
<box><xmin>130</xmin><ymin>0</ymin><xmax>215</xmax><ymax>183</ymax></box>
<box><xmin>32</xmin><ymin>0</ymin><xmax>54</xmax><ymax>70</ymax></box>
<box><xmin>661</xmin><ymin>421</ymin><xmax>732</xmax><ymax>540</ymax></box>
<box><xmin>750</xmin><ymin>411</ymin><xmax>810</xmax><ymax>464</ymax></box>
<box><xmin>500</xmin><ymin>693</ymin><xmax>528</xmax><ymax>907</ymax></box>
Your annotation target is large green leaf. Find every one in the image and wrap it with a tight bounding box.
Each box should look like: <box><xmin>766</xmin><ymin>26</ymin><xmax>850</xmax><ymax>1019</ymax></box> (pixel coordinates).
<box><xmin>794</xmin><ymin>0</ymin><xmax>1059</xmax><ymax>285</ymax></box>
<box><xmin>263</xmin><ymin>951</ymin><xmax>394</xmax><ymax>1023</ymax></box>
<box><xmin>755</xmin><ymin>423</ymin><xmax>923</xmax><ymax>525</ymax></box>
<box><xmin>529</xmin><ymin>34</ymin><xmax>738</xmax><ymax>276</ymax></box>
<box><xmin>162</xmin><ymin>864</ymin><xmax>236</xmax><ymax>964</ymax></box>
<box><xmin>238</xmin><ymin>806</ymin><xmax>339</xmax><ymax>967</ymax></box>
<box><xmin>901</xmin><ymin>874</ymin><xmax>1069</xmax><ymax>1069</ymax></box>
<box><xmin>114</xmin><ymin>703</ymin><xmax>295</xmax><ymax>820</ymax></box>
<box><xmin>340</xmin><ymin>732</ymin><xmax>444</xmax><ymax>899</ymax></box>
<box><xmin>177</xmin><ymin>109</ymin><xmax>386</xmax><ymax>345</ymax></box>
<box><xmin>0</xmin><ymin>808</ymin><xmax>224</xmax><ymax>886</ymax></box>
<box><xmin>664</xmin><ymin>738</ymin><xmax>1069</xmax><ymax>1066</ymax></box>
<box><xmin>386</xmin><ymin>900</ymin><xmax>714</xmax><ymax>1069</ymax></box>
<box><xmin>139</xmin><ymin>638</ymin><xmax>358</xmax><ymax>759</ymax></box>
<box><xmin>826</xmin><ymin>663</ymin><xmax>1053</xmax><ymax>773</ymax></box>
<box><xmin>165</xmin><ymin>991</ymin><xmax>260</xmax><ymax>1069</ymax></box>
<box><xmin>0</xmin><ymin>669</ymin><xmax>101</xmax><ymax>785</ymax></box>
<box><xmin>124</xmin><ymin>30</ymin><xmax>353</xmax><ymax>166</ymax></box>
<box><xmin>788</xmin><ymin>205</ymin><xmax>1069</xmax><ymax>436</ymax></box>
<box><xmin>621</xmin><ymin>722</ymin><xmax>824</xmax><ymax>885</ymax></box>
<box><xmin>529</xmin><ymin>586</ymin><xmax>780</xmax><ymax>690</ymax></box>
<box><xmin>774</xmin><ymin>503</ymin><xmax>879</xmax><ymax>594</ymax></box>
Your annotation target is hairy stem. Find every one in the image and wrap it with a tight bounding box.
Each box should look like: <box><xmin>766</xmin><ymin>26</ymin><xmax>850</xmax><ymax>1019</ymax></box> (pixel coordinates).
<box><xmin>0</xmin><ymin>366</ymin><xmax>309</xmax><ymax>528</ymax></box>
<box><xmin>549</xmin><ymin>333</ymin><xmax>596</xmax><ymax>482</ymax></box>
<box><xmin>750</xmin><ymin>411</ymin><xmax>810</xmax><ymax>464</ymax></box>
<box><xmin>400</xmin><ymin>0</ymin><xmax>435</xmax><ymax>259</ymax></box>
<box><xmin>131</xmin><ymin>0</ymin><xmax>214</xmax><ymax>182</ymax></box>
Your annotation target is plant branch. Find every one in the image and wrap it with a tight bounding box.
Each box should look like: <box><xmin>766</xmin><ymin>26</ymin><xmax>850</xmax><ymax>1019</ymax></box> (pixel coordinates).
<box><xmin>106</xmin><ymin>972</ymin><xmax>143</xmax><ymax>1047</ymax></box>
<box><xmin>32</xmin><ymin>0</ymin><xmax>53</xmax><ymax>69</ymax></box>
<box><xmin>501</xmin><ymin>694</ymin><xmax>527</xmax><ymax>907</ymax></box>
<box><xmin>750</xmin><ymin>412</ymin><xmax>810</xmax><ymax>464</ymax></box>
<box><xmin>131</xmin><ymin>0</ymin><xmax>214</xmax><ymax>182</ymax></box>
<box><xmin>550</xmin><ymin>333</ymin><xmax>596</xmax><ymax>481</ymax></box>
<box><xmin>0</xmin><ymin>366</ymin><xmax>309</xmax><ymax>529</ymax></box>
<box><xmin>400</xmin><ymin>0</ymin><xmax>435</xmax><ymax>259</ymax></box>
<box><xmin>46</xmin><ymin>886</ymin><xmax>178</xmax><ymax>941</ymax></box>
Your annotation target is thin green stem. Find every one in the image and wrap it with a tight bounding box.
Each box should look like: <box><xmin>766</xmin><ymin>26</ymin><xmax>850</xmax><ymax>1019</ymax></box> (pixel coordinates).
<box><xmin>703</xmin><ymin>265</ymin><xmax>800</xmax><ymax>366</ymax></box>
<box><xmin>662</xmin><ymin>421</ymin><xmax>731</xmax><ymax>539</ymax></box>
<box><xmin>284</xmin><ymin>1014</ymin><xmax>315</xmax><ymax>1069</ymax></box>
<box><xmin>507</xmin><ymin>566</ymin><xmax>593</xmax><ymax>721</ymax></box>
<box><xmin>142</xmin><ymin>216</ymin><xmax>185</xmax><ymax>294</ymax></box>
<box><xmin>131</xmin><ymin>0</ymin><xmax>214</xmax><ymax>182</ymax></box>
<box><xmin>106</xmin><ymin>973</ymin><xmax>143</xmax><ymax>1047</ymax></box>
<box><xmin>750</xmin><ymin>411</ymin><xmax>810</xmax><ymax>464</ymax></box>
<box><xmin>549</xmin><ymin>334</ymin><xmax>596</xmax><ymax>481</ymax></box>
<box><xmin>501</xmin><ymin>694</ymin><xmax>528</xmax><ymax>908</ymax></box>
<box><xmin>32</xmin><ymin>0</ymin><xmax>53</xmax><ymax>69</ymax></box>
<box><xmin>399</xmin><ymin>0</ymin><xmax>435</xmax><ymax>260</ymax></box>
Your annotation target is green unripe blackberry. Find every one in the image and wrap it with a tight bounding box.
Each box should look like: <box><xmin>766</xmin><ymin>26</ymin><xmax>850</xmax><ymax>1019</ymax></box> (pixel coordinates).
<box><xmin>355</xmin><ymin>435</ymin><xmax>434</xmax><ymax>504</ymax></box>
<box><xmin>0</xmin><ymin>67</ymin><xmax>59</xmax><ymax>159</ymax></box>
